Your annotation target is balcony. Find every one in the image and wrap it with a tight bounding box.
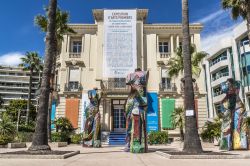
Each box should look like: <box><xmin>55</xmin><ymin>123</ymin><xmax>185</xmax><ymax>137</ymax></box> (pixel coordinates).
<box><xmin>64</xmin><ymin>82</ymin><xmax>82</xmax><ymax>93</ymax></box>
<box><xmin>101</xmin><ymin>79</ymin><xmax>129</xmax><ymax>95</ymax></box>
<box><xmin>211</xmin><ymin>72</ymin><xmax>230</xmax><ymax>87</ymax></box>
<box><xmin>210</xmin><ymin>58</ymin><xmax>229</xmax><ymax>73</ymax></box>
<box><xmin>157</xmin><ymin>52</ymin><xmax>171</xmax><ymax>64</ymax></box>
<box><xmin>213</xmin><ymin>91</ymin><xmax>225</xmax><ymax>104</ymax></box>
<box><xmin>159</xmin><ymin>83</ymin><xmax>177</xmax><ymax>94</ymax></box>
<box><xmin>65</xmin><ymin>52</ymin><xmax>84</xmax><ymax>65</ymax></box>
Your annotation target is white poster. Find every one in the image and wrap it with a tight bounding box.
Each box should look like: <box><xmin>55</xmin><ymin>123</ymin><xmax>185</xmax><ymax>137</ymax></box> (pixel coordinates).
<box><xmin>103</xmin><ymin>10</ymin><xmax>137</xmax><ymax>78</ymax></box>
<box><xmin>81</xmin><ymin>93</ymin><xmax>89</xmax><ymax>132</ymax></box>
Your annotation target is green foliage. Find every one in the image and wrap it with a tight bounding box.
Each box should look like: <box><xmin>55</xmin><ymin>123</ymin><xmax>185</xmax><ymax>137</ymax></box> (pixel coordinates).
<box><xmin>53</xmin><ymin>117</ymin><xmax>74</xmax><ymax>133</ymax></box>
<box><xmin>0</xmin><ymin>114</ymin><xmax>16</xmax><ymax>145</ymax></box>
<box><xmin>172</xmin><ymin>107</ymin><xmax>184</xmax><ymax>129</ymax></box>
<box><xmin>5</xmin><ymin>99</ymin><xmax>36</xmax><ymax>123</ymax></box>
<box><xmin>221</xmin><ymin>0</ymin><xmax>249</xmax><ymax>20</ymax></box>
<box><xmin>18</xmin><ymin>123</ymin><xmax>35</xmax><ymax>132</ymax></box>
<box><xmin>201</xmin><ymin>118</ymin><xmax>222</xmax><ymax>142</ymax></box>
<box><xmin>15</xmin><ymin>132</ymin><xmax>34</xmax><ymax>142</ymax></box>
<box><xmin>167</xmin><ymin>45</ymin><xmax>208</xmax><ymax>78</ymax></box>
<box><xmin>71</xmin><ymin>133</ymin><xmax>83</xmax><ymax>144</ymax></box>
<box><xmin>148</xmin><ymin>131</ymin><xmax>168</xmax><ymax>145</ymax></box>
<box><xmin>34</xmin><ymin>7</ymin><xmax>76</xmax><ymax>53</ymax></box>
<box><xmin>19</xmin><ymin>52</ymin><xmax>43</xmax><ymax>73</ymax></box>
<box><xmin>52</xmin><ymin>117</ymin><xmax>74</xmax><ymax>143</ymax></box>
<box><xmin>51</xmin><ymin>132</ymin><xmax>69</xmax><ymax>142</ymax></box>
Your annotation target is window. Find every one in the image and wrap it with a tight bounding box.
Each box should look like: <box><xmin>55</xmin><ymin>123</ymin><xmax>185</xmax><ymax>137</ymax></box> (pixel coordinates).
<box><xmin>72</xmin><ymin>41</ymin><xmax>82</xmax><ymax>53</ymax></box>
<box><xmin>213</xmin><ymin>86</ymin><xmax>222</xmax><ymax>97</ymax></box>
<box><xmin>211</xmin><ymin>67</ymin><xmax>229</xmax><ymax>81</ymax></box>
<box><xmin>159</xmin><ymin>41</ymin><xmax>169</xmax><ymax>53</ymax></box>
<box><xmin>209</xmin><ymin>50</ymin><xmax>228</xmax><ymax>67</ymax></box>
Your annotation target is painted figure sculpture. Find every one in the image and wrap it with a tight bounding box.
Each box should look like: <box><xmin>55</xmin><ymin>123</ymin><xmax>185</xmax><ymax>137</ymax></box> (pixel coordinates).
<box><xmin>125</xmin><ymin>68</ymin><xmax>148</xmax><ymax>153</ymax></box>
<box><xmin>219</xmin><ymin>78</ymin><xmax>248</xmax><ymax>150</ymax></box>
<box><xmin>82</xmin><ymin>89</ymin><xmax>102</xmax><ymax>148</ymax></box>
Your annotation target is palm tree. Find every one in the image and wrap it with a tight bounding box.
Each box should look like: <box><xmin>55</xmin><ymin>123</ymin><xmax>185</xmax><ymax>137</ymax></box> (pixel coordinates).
<box><xmin>19</xmin><ymin>52</ymin><xmax>43</xmax><ymax>125</ymax></box>
<box><xmin>172</xmin><ymin>107</ymin><xmax>185</xmax><ymax>141</ymax></box>
<box><xmin>35</xmin><ymin>6</ymin><xmax>75</xmax><ymax>141</ymax></box>
<box><xmin>182</xmin><ymin>0</ymin><xmax>203</xmax><ymax>153</ymax></box>
<box><xmin>28</xmin><ymin>0</ymin><xmax>57</xmax><ymax>151</ymax></box>
<box><xmin>167</xmin><ymin>45</ymin><xmax>208</xmax><ymax>78</ymax></box>
<box><xmin>222</xmin><ymin>0</ymin><xmax>250</xmax><ymax>44</ymax></box>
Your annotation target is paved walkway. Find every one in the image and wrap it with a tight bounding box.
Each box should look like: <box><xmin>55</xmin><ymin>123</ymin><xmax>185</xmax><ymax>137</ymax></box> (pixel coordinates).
<box><xmin>1</xmin><ymin>142</ymin><xmax>250</xmax><ymax>166</ymax></box>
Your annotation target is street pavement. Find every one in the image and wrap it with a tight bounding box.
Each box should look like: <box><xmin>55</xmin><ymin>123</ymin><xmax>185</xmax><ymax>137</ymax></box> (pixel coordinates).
<box><xmin>0</xmin><ymin>142</ymin><xmax>250</xmax><ymax>166</ymax></box>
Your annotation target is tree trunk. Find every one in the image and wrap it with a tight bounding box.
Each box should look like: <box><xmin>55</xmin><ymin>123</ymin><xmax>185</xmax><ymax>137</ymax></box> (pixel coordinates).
<box><xmin>180</xmin><ymin>126</ymin><xmax>184</xmax><ymax>141</ymax></box>
<box><xmin>28</xmin><ymin>0</ymin><xmax>57</xmax><ymax>151</ymax></box>
<box><xmin>26</xmin><ymin>69</ymin><xmax>33</xmax><ymax>125</ymax></box>
<box><xmin>182</xmin><ymin>0</ymin><xmax>203</xmax><ymax>153</ymax></box>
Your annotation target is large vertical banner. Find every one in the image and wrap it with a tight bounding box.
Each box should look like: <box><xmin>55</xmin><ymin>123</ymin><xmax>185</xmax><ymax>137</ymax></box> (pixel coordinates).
<box><xmin>147</xmin><ymin>93</ymin><xmax>159</xmax><ymax>132</ymax></box>
<box><xmin>81</xmin><ymin>93</ymin><xmax>89</xmax><ymax>132</ymax></box>
<box><xmin>103</xmin><ymin>10</ymin><xmax>137</xmax><ymax>78</ymax></box>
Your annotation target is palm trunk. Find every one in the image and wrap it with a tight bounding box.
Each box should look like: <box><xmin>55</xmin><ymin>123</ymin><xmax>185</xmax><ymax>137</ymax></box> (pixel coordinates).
<box><xmin>182</xmin><ymin>0</ymin><xmax>203</xmax><ymax>153</ymax></box>
<box><xmin>180</xmin><ymin>126</ymin><xmax>184</xmax><ymax>141</ymax></box>
<box><xmin>28</xmin><ymin>0</ymin><xmax>57</xmax><ymax>151</ymax></box>
<box><xmin>26</xmin><ymin>69</ymin><xmax>33</xmax><ymax>125</ymax></box>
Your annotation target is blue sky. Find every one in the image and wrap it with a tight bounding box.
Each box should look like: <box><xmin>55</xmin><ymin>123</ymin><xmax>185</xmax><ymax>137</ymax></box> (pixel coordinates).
<box><xmin>0</xmin><ymin>0</ymin><xmax>243</xmax><ymax>66</ymax></box>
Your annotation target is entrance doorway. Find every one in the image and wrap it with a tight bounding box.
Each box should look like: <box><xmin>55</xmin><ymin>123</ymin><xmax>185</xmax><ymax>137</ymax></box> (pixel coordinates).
<box><xmin>112</xmin><ymin>100</ymin><xmax>126</xmax><ymax>132</ymax></box>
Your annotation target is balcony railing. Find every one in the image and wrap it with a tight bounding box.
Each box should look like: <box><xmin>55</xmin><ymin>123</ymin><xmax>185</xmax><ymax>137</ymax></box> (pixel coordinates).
<box><xmin>69</xmin><ymin>52</ymin><xmax>81</xmax><ymax>58</ymax></box>
<box><xmin>64</xmin><ymin>82</ymin><xmax>82</xmax><ymax>92</ymax></box>
<box><xmin>159</xmin><ymin>83</ymin><xmax>177</xmax><ymax>92</ymax></box>
<box><xmin>160</xmin><ymin>52</ymin><xmax>171</xmax><ymax>58</ymax></box>
<box><xmin>209</xmin><ymin>56</ymin><xmax>227</xmax><ymax>67</ymax></box>
<box><xmin>212</xmin><ymin>72</ymin><xmax>229</xmax><ymax>81</ymax></box>
<box><xmin>101</xmin><ymin>79</ymin><xmax>129</xmax><ymax>93</ymax></box>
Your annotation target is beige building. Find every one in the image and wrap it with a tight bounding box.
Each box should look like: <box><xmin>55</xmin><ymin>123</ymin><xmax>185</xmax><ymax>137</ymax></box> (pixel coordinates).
<box><xmin>53</xmin><ymin>9</ymin><xmax>207</xmax><ymax>140</ymax></box>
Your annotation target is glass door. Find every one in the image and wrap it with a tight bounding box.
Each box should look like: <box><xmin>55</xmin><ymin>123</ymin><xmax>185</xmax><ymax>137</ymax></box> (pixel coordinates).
<box><xmin>113</xmin><ymin>105</ymin><xmax>126</xmax><ymax>132</ymax></box>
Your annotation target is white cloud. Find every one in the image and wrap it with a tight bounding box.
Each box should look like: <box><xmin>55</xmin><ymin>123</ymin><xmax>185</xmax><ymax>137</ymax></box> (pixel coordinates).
<box><xmin>0</xmin><ymin>52</ymin><xmax>25</xmax><ymax>66</ymax></box>
<box><xmin>196</xmin><ymin>10</ymin><xmax>224</xmax><ymax>24</ymax></box>
<box><xmin>195</xmin><ymin>8</ymin><xmax>242</xmax><ymax>51</ymax></box>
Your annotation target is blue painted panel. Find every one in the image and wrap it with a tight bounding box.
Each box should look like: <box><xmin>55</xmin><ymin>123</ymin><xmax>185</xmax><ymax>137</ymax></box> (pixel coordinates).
<box><xmin>146</xmin><ymin>92</ymin><xmax>159</xmax><ymax>132</ymax></box>
<box><xmin>51</xmin><ymin>100</ymin><xmax>56</xmax><ymax>129</ymax></box>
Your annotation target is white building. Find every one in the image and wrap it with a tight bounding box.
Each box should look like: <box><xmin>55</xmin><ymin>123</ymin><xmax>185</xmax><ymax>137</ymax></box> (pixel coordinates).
<box><xmin>205</xmin><ymin>21</ymin><xmax>250</xmax><ymax>118</ymax></box>
<box><xmin>0</xmin><ymin>66</ymin><xmax>40</xmax><ymax>106</ymax></box>
<box><xmin>53</xmin><ymin>9</ymin><xmax>208</xmax><ymax>142</ymax></box>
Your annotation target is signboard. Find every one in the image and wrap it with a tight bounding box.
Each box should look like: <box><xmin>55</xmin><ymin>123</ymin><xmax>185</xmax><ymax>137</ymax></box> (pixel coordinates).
<box><xmin>103</xmin><ymin>10</ymin><xmax>137</xmax><ymax>78</ymax></box>
<box><xmin>147</xmin><ymin>93</ymin><xmax>159</xmax><ymax>131</ymax></box>
<box><xmin>81</xmin><ymin>93</ymin><xmax>89</xmax><ymax>132</ymax></box>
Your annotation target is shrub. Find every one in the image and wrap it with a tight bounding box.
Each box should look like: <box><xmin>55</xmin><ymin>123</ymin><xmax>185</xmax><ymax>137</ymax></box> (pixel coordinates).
<box><xmin>53</xmin><ymin>117</ymin><xmax>74</xmax><ymax>133</ymax></box>
<box><xmin>15</xmin><ymin>132</ymin><xmax>34</xmax><ymax>142</ymax></box>
<box><xmin>201</xmin><ymin>118</ymin><xmax>221</xmax><ymax>142</ymax></box>
<box><xmin>148</xmin><ymin>131</ymin><xmax>168</xmax><ymax>145</ymax></box>
<box><xmin>51</xmin><ymin>132</ymin><xmax>69</xmax><ymax>142</ymax></box>
<box><xmin>18</xmin><ymin>123</ymin><xmax>35</xmax><ymax>132</ymax></box>
<box><xmin>71</xmin><ymin>133</ymin><xmax>82</xmax><ymax>144</ymax></box>
<box><xmin>0</xmin><ymin>114</ymin><xmax>16</xmax><ymax>145</ymax></box>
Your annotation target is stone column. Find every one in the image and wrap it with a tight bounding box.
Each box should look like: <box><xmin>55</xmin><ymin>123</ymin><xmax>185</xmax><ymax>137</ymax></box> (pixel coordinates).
<box><xmin>176</xmin><ymin>35</ymin><xmax>180</xmax><ymax>48</ymax></box>
<box><xmin>170</xmin><ymin>35</ymin><xmax>174</xmax><ymax>54</ymax></box>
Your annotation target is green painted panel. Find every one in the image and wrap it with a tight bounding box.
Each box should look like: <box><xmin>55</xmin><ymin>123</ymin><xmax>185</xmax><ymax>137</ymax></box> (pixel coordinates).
<box><xmin>161</xmin><ymin>98</ymin><xmax>175</xmax><ymax>129</ymax></box>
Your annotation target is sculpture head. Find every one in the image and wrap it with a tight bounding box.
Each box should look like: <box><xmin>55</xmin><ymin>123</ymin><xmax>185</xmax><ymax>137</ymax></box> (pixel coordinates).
<box><xmin>221</xmin><ymin>78</ymin><xmax>240</xmax><ymax>95</ymax></box>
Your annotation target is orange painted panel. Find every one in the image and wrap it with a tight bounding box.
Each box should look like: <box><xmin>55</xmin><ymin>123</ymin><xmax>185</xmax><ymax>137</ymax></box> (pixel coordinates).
<box><xmin>65</xmin><ymin>98</ymin><xmax>79</xmax><ymax>128</ymax></box>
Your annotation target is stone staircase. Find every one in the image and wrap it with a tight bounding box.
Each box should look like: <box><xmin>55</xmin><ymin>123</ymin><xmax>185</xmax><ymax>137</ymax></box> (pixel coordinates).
<box><xmin>108</xmin><ymin>132</ymin><xmax>126</xmax><ymax>145</ymax></box>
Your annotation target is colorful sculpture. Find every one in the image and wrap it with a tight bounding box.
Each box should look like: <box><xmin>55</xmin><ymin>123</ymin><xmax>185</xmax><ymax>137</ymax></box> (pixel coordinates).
<box><xmin>125</xmin><ymin>68</ymin><xmax>148</xmax><ymax>153</ymax></box>
<box><xmin>219</xmin><ymin>78</ymin><xmax>248</xmax><ymax>150</ymax></box>
<box><xmin>82</xmin><ymin>89</ymin><xmax>102</xmax><ymax>148</ymax></box>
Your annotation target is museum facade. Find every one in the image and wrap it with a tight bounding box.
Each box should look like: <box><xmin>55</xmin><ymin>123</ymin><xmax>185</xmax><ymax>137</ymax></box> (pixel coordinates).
<box><xmin>52</xmin><ymin>9</ymin><xmax>207</xmax><ymax>137</ymax></box>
